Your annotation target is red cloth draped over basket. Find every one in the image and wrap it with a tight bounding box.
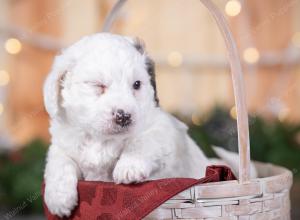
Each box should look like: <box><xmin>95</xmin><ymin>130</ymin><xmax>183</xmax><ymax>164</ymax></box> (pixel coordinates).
<box><xmin>42</xmin><ymin>165</ymin><xmax>236</xmax><ymax>220</ymax></box>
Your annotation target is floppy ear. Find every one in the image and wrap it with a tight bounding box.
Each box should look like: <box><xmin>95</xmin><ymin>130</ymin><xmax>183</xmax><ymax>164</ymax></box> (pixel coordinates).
<box><xmin>144</xmin><ymin>56</ymin><xmax>159</xmax><ymax>106</ymax></box>
<box><xmin>125</xmin><ymin>37</ymin><xmax>159</xmax><ymax>106</ymax></box>
<box><xmin>43</xmin><ymin>56</ymin><xmax>70</xmax><ymax>118</ymax></box>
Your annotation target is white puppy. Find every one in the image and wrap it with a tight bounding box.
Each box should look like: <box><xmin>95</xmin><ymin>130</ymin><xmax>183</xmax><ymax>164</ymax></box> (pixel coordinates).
<box><xmin>43</xmin><ymin>33</ymin><xmax>253</xmax><ymax>217</ymax></box>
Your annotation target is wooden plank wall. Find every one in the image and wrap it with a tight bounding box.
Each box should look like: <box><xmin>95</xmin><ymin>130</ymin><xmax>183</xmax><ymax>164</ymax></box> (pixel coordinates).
<box><xmin>5</xmin><ymin>0</ymin><xmax>61</xmax><ymax>146</ymax></box>
<box><xmin>5</xmin><ymin>0</ymin><xmax>110</xmax><ymax>146</ymax></box>
<box><xmin>231</xmin><ymin>0</ymin><xmax>298</xmax><ymax>121</ymax></box>
<box><xmin>3</xmin><ymin>0</ymin><xmax>300</xmax><ymax>145</ymax></box>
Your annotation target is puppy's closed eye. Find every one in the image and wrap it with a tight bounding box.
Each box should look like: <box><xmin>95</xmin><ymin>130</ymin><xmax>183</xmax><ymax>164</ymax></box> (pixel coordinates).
<box><xmin>85</xmin><ymin>81</ymin><xmax>107</xmax><ymax>94</ymax></box>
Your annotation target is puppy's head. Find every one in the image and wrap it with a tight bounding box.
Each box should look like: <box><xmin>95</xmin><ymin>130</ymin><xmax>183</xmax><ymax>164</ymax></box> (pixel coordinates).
<box><xmin>44</xmin><ymin>33</ymin><xmax>159</xmax><ymax>137</ymax></box>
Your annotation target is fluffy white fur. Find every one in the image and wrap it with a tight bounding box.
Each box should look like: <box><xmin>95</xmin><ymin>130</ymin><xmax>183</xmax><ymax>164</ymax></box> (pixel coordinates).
<box><xmin>43</xmin><ymin>33</ymin><xmax>256</xmax><ymax>217</ymax></box>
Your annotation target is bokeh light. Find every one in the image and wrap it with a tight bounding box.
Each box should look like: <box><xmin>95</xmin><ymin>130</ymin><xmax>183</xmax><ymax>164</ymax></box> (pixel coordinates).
<box><xmin>243</xmin><ymin>47</ymin><xmax>260</xmax><ymax>64</ymax></box>
<box><xmin>230</xmin><ymin>106</ymin><xmax>237</xmax><ymax>120</ymax></box>
<box><xmin>292</xmin><ymin>32</ymin><xmax>300</xmax><ymax>48</ymax></box>
<box><xmin>0</xmin><ymin>70</ymin><xmax>10</xmax><ymax>86</ymax></box>
<box><xmin>5</xmin><ymin>38</ymin><xmax>22</xmax><ymax>54</ymax></box>
<box><xmin>225</xmin><ymin>0</ymin><xmax>242</xmax><ymax>17</ymax></box>
<box><xmin>167</xmin><ymin>51</ymin><xmax>183</xmax><ymax>67</ymax></box>
<box><xmin>278</xmin><ymin>108</ymin><xmax>290</xmax><ymax>122</ymax></box>
<box><xmin>191</xmin><ymin>113</ymin><xmax>202</xmax><ymax>126</ymax></box>
<box><xmin>0</xmin><ymin>103</ymin><xmax>4</xmax><ymax>115</ymax></box>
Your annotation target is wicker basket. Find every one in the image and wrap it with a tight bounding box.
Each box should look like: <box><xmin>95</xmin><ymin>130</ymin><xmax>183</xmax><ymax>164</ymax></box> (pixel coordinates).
<box><xmin>102</xmin><ymin>0</ymin><xmax>293</xmax><ymax>219</ymax></box>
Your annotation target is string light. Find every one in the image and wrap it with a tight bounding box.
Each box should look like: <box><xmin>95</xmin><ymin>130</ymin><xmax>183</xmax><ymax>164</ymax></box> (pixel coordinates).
<box><xmin>0</xmin><ymin>103</ymin><xmax>3</xmax><ymax>115</ymax></box>
<box><xmin>278</xmin><ymin>108</ymin><xmax>289</xmax><ymax>122</ymax></box>
<box><xmin>295</xmin><ymin>132</ymin><xmax>300</xmax><ymax>145</ymax></box>
<box><xmin>230</xmin><ymin>106</ymin><xmax>237</xmax><ymax>120</ymax></box>
<box><xmin>0</xmin><ymin>70</ymin><xmax>10</xmax><ymax>86</ymax></box>
<box><xmin>292</xmin><ymin>32</ymin><xmax>300</xmax><ymax>48</ymax></box>
<box><xmin>0</xmin><ymin>26</ymin><xmax>298</xmax><ymax>67</ymax></box>
<box><xmin>167</xmin><ymin>51</ymin><xmax>183</xmax><ymax>67</ymax></box>
<box><xmin>4</xmin><ymin>38</ymin><xmax>22</xmax><ymax>54</ymax></box>
<box><xmin>225</xmin><ymin>0</ymin><xmax>241</xmax><ymax>17</ymax></box>
<box><xmin>191</xmin><ymin>113</ymin><xmax>202</xmax><ymax>126</ymax></box>
<box><xmin>243</xmin><ymin>47</ymin><xmax>260</xmax><ymax>64</ymax></box>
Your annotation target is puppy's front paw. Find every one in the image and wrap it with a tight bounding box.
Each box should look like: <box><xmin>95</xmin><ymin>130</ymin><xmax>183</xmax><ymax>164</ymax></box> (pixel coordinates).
<box><xmin>113</xmin><ymin>158</ymin><xmax>151</xmax><ymax>184</ymax></box>
<box><xmin>44</xmin><ymin>180</ymin><xmax>78</xmax><ymax>217</ymax></box>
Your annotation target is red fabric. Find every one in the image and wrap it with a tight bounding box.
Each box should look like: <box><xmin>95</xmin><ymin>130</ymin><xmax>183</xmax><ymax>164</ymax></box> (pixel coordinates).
<box><xmin>42</xmin><ymin>165</ymin><xmax>236</xmax><ymax>220</ymax></box>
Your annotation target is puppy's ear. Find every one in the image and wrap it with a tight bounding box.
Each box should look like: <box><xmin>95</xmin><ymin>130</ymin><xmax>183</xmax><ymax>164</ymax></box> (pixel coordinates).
<box><xmin>43</xmin><ymin>56</ymin><xmax>70</xmax><ymax>118</ymax></box>
<box><xmin>124</xmin><ymin>37</ymin><xmax>144</xmax><ymax>53</ymax></box>
<box><xmin>126</xmin><ymin>37</ymin><xmax>159</xmax><ymax>106</ymax></box>
<box><xmin>145</xmin><ymin>56</ymin><xmax>159</xmax><ymax>106</ymax></box>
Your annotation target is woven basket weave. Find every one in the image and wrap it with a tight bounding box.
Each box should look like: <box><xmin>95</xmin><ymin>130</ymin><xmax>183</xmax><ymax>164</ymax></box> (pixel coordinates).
<box><xmin>103</xmin><ymin>0</ymin><xmax>293</xmax><ymax>219</ymax></box>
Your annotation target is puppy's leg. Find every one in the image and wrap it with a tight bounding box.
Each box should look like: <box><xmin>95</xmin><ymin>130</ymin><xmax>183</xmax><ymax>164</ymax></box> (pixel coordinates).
<box><xmin>44</xmin><ymin>145</ymin><xmax>80</xmax><ymax>217</ymax></box>
<box><xmin>113</xmin><ymin>135</ymin><xmax>163</xmax><ymax>184</ymax></box>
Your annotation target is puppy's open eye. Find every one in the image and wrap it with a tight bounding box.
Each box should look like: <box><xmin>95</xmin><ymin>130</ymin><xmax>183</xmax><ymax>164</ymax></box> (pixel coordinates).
<box><xmin>133</xmin><ymin>80</ymin><xmax>141</xmax><ymax>90</ymax></box>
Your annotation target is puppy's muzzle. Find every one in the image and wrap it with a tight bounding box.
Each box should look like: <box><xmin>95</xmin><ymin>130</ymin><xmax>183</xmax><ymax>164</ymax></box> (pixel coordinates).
<box><xmin>114</xmin><ymin>109</ymin><xmax>132</xmax><ymax>127</ymax></box>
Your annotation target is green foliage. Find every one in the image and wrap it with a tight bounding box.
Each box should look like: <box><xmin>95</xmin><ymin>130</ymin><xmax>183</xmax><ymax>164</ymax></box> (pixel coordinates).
<box><xmin>187</xmin><ymin>108</ymin><xmax>300</xmax><ymax>178</ymax></box>
<box><xmin>0</xmin><ymin>139</ymin><xmax>48</xmax><ymax>214</ymax></box>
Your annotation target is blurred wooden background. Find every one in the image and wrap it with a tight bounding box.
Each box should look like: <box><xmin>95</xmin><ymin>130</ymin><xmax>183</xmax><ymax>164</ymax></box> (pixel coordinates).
<box><xmin>0</xmin><ymin>0</ymin><xmax>300</xmax><ymax>145</ymax></box>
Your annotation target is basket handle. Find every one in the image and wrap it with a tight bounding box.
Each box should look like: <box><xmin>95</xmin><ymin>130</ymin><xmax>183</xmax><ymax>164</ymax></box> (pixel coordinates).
<box><xmin>102</xmin><ymin>0</ymin><xmax>251</xmax><ymax>183</ymax></box>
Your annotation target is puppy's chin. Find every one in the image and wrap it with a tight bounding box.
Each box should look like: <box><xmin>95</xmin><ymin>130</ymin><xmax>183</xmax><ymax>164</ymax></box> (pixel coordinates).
<box><xmin>102</xmin><ymin>124</ymin><xmax>135</xmax><ymax>137</ymax></box>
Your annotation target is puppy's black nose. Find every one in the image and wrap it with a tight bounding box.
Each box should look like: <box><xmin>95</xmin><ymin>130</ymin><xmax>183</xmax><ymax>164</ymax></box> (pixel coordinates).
<box><xmin>115</xmin><ymin>109</ymin><xmax>132</xmax><ymax>127</ymax></box>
